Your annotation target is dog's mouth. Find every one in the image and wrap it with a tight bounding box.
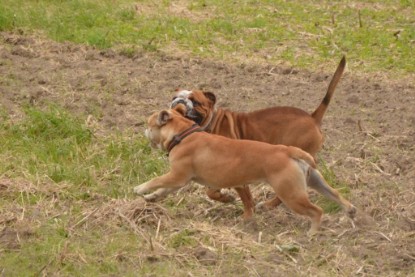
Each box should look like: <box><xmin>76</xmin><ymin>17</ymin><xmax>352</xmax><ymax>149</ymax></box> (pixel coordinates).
<box><xmin>145</xmin><ymin>128</ymin><xmax>163</xmax><ymax>150</ymax></box>
<box><xmin>186</xmin><ymin>110</ymin><xmax>204</xmax><ymax>125</ymax></box>
<box><xmin>170</xmin><ymin>97</ymin><xmax>205</xmax><ymax>125</ymax></box>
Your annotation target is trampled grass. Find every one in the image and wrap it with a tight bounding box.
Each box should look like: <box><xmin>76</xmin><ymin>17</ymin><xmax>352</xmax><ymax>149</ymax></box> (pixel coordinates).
<box><xmin>0</xmin><ymin>0</ymin><xmax>414</xmax><ymax>74</ymax></box>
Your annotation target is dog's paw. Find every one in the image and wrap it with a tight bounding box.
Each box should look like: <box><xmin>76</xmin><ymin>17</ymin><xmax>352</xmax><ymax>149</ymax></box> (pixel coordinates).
<box><xmin>215</xmin><ymin>193</ymin><xmax>235</xmax><ymax>203</ymax></box>
<box><xmin>133</xmin><ymin>185</ymin><xmax>148</xmax><ymax>195</ymax></box>
<box><xmin>346</xmin><ymin>205</ymin><xmax>357</xmax><ymax>219</ymax></box>
<box><xmin>307</xmin><ymin>228</ymin><xmax>319</xmax><ymax>238</ymax></box>
<box><xmin>143</xmin><ymin>193</ymin><xmax>160</xmax><ymax>202</ymax></box>
<box><xmin>224</xmin><ymin>194</ymin><xmax>236</xmax><ymax>203</ymax></box>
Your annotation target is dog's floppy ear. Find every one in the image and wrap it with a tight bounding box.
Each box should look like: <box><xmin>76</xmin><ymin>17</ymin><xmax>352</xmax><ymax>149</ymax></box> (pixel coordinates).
<box><xmin>203</xmin><ymin>91</ymin><xmax>216</xmax><ymax>104</ymax></box>
<box><xmin>158</xmin><ymin>110</ymin><xmax>171</xmax><ymax>126</ymax></box>
<box><xmin>173</xmin><ymin>103</ymin><xmax>187</xmax><ymax>116</ymax></box>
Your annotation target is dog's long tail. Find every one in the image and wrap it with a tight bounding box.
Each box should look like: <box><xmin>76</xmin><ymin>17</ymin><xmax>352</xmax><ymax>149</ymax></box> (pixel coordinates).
<box><xmin>306</xmin><ymin>168</ymin><xmax>356</xmax><ymax>218</ymax></box>
<box><xmin>287</xmin><ymin>146</ymin><xmax>316</xmax><ymax>168</ymax></box>
<box><xmin>311</xmin><ymin>56</ymin><xmax>346</xmax><ymax>126</ymax></box>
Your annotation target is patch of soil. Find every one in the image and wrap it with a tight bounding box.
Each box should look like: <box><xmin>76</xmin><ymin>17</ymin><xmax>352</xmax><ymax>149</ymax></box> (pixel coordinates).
<box><xmin>0</xmin><ymin>226</ymin><xmax>35</xmax><ymax>250</ymax></box>
<box><xmin>192</xmin><ymin>245</ymin><xmax>218</xmax><ymax>265</ymax></box>
<box><xmin>1</xmin><ymin>31</ymin><xmax>414</xmax><ymax>274</ymax></box>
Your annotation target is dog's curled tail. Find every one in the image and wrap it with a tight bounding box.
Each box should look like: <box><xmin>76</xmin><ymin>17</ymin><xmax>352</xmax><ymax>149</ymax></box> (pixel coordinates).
<box><xmin>311</xmin><ymin>56</ymin><xmax>346</xmax><ymax>126</ymax></box>
<box><xmin>287</xmin><ymin>146</ymin><xmax>316</xmax><ymax>168</ymax></box>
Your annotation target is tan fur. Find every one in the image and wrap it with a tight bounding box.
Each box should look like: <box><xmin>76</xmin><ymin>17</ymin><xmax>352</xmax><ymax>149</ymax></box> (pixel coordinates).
<box><xmin>134</xmin><ymin>109</ymin><xmax>356</xmax><ymax>234</ymax></box>
<box><xmin>172</xmin><ymin>57</ymin><xmax>346</xmax><ymax>212</ymax></box>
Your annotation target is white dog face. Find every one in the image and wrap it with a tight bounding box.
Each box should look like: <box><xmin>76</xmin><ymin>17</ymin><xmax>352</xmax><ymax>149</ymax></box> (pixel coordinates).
<box><xmin>170</xmin><ymin>90</ymin><xmax>194</xmax><ymax>111</ymax></box>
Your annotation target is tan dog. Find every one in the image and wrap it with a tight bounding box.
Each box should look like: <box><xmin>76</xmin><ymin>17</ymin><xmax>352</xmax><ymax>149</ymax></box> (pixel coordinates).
<box><xmin>133</xmin><ymin>106</ymin><xmax>356</xmax><ymax>234</ymax></box>
<box><xmin>170</xmin><ymin>57</ymin><xmax>346</xmax><ymax>213</ymax></box>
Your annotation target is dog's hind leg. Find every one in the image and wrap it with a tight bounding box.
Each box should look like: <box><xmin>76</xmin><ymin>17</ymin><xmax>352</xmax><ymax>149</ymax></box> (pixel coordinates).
<box><xmin>285</xmin><ymin>194</ymin><xmax>323</xmax><ymax>236</ymax></box>
<box><xmin>307</xmin><ymin>168</ymin><xmax>356</xmax><ymax>219</ymax></box>
<box><xmin>205</xmin><ymin>188</ymin><xmax>236</xmax><ymax>203</ymax></box>
<box><xmin>268</xmin><ymin>166</ymin><xmax>323</xmax><ymax>235</ymax></box>
<box><xmin>277</xmin><ymin>189</ymin><xmax>323</xmax><ymax>235</ymax></box>
<box><xmin>256</xmin><ymin>195</ymin><xmax>282</xmax><ymax>211</ymax></box>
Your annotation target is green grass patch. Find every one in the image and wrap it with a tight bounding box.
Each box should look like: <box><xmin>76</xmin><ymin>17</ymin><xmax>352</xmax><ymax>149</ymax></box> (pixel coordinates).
<box><xmin>0</xmin><ymin>0</ymin><xmax>413</xmax><ymax>74</ymax></box>
<box><xmin>317</xmin><ymin>159</ymin><xmax>351</xmax><ymax>214</ymax></box>
<box><xmin>168</xmin><ymin>229</ymin><xmax>198</xmax><ymax>249</ymax></box>
<box><xmin>0</xmin><ymin>105</ymin><xmax>180</xmax><ymax>275</ymax></box>
<box><xmin>0</xmin><ymin>105</ymin><xmax>166</xmax><ymax>198</ymax></box>
<box><xmin>0</xmin><ymin>222</ymin><xmax>149</xmax><ymax>276</ymax></box>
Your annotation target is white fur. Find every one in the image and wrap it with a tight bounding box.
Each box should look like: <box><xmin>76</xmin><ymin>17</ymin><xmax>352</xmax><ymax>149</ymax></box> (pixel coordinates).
<box><xmin>133</xmin><ymin>182</ymin><xmax>150</xmax><ymax>195</ymax></box>
<box><xmin>177</xmin><ymin>90</ymin><xmax>192</xmax><ymax>97</ymax></box>
<box><xmin>170</xmin><ymin>90</ymin><xmax>194</xmax><ymax>111</ymax></box>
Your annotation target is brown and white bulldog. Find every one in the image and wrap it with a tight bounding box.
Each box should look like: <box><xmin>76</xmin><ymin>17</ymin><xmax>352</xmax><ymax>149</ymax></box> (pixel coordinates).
<box><xmin>133</xmin><ymin>106</ymin><xmax>356</xmax><ymax>234</ymax></box>
<box><xmin>170</xmin><ymin>57</ymin><xmax>346</xmax><ymax>212</ymax></box>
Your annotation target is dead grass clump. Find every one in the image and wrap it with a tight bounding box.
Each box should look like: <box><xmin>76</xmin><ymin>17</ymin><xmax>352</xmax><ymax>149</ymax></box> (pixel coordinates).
<box><xmin>97</xmin><ymin>198</ymin><xmax>170</xmax><ymax>228</ymax></box>
<box><xmin>0</xmin><ymin>177</ymin><xmax>38</xmax><ymax>195</ymax></box>
<box><xmin>0</xmin><ymin>177</ymin><xmax>69</xmax><ymax>197</ymax></box>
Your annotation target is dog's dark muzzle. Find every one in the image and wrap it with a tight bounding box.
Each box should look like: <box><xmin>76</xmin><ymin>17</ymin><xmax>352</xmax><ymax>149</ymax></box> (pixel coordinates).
<box><xmin>186</xmin><ymin>110</ymin><xmax>204</xmax><ymax>125</ymax></box>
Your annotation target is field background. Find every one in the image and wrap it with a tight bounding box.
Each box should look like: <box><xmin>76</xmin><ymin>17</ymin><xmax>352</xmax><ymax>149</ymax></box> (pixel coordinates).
<box><xmin>0</xmin><ymin>1</ymin><xmax>414</xmax><ymax>276</ymax></box>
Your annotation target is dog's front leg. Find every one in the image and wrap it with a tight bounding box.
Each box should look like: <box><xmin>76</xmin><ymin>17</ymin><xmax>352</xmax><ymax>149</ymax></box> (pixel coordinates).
<box><xmin>133</xmin><ymin>179</ymin><xmax>157</xmax><ymax>195</ymax></box>
<box><xmin>143</xmin><ymin>188</ymin><xmax>178</xmax><ymax>202</ymax></box>
<box><xmin>234</xmin><ymin>186</ymin><xmax>255</xmax><ymax>220</ymax></box>
<box><xmin>134</xmin><ymin>171</ymin><xmax>190</xmax><ymax>201</ymax></box>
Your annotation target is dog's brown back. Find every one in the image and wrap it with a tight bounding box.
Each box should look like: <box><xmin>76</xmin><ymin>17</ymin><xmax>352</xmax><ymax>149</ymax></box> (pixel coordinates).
<box><xmin>209</xmin><ymin>107</ymin><xmax>323</xmax><ymax>156</ymax></box>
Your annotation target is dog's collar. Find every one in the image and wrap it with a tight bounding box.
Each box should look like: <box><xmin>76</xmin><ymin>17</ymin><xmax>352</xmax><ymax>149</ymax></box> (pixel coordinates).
<box><xmin>167</xmin><ymin>124</ymin><xmax>203</xmax><ymax>153</ymax></box>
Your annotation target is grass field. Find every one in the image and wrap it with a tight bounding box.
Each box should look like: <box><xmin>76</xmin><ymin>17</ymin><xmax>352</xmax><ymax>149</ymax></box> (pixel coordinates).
<box><xmin>0</xmin><ymin>0</ymin><xmax>414</xmax><ymax>74</ymax></box>
<box><xmin>1</xmin><ymin>1</ymin><xmax>414</xmax><ymax>276</ymax></box>
<box><xmin>0</xmin><ymin>106</ymin><xmax>167</xmax><ymax>275</ymax></box>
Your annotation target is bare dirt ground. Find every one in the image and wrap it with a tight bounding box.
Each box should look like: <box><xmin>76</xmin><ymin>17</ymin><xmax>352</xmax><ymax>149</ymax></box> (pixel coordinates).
<box><xmin>1</xmin><ymin>32</ymin><xmax>414</xmax><ymax>275</ymax></box>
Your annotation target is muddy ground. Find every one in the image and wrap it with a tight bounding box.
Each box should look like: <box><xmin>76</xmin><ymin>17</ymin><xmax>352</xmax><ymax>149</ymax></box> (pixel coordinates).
<box><xmin>1</xmin><ymin>32</ymin><xmax>414</xmax><ymax>275</ymax></box>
